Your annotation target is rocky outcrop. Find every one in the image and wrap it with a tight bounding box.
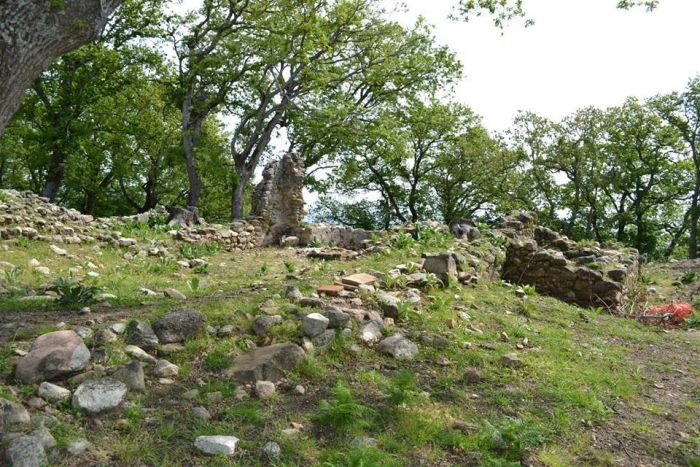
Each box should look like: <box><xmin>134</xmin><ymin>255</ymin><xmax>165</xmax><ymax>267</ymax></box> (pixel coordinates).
<box><xmin>251</xmin><ymin>153</ymin><xmax>305</xmax><ymax>246</ymax></box>
<box><xmin>500</xmin><ymin>212</ymin><xmax>640</xmax><ymax>310</ymax></box>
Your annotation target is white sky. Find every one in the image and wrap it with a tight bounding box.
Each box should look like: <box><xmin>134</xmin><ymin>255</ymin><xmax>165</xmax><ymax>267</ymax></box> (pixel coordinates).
<box><xmin>388</xmin><ymin>0</ymin><xmax>700</xmax><ymax>132</ymax></box>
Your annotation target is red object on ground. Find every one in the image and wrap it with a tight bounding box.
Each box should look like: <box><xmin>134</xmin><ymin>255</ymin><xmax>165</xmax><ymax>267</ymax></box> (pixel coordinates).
<box><xmin>644</xmin><ymin>303</ymin><xmax>693</xmax><ymax>324</ymax></box>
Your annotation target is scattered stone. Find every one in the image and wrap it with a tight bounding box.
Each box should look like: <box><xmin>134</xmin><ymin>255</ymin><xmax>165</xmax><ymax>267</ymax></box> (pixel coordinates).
<box><xmin>112</xmin><ymin>361</ymin><xmax>145</xmax><ymax>392</ymax></box>
<box><xmin>463</xmin><ymin>368</ymin><xmax>482</xmax><ymax>384</ymax></box>
<box><xmin>322</xmin><ymin>306</ymin><xmax>350</xmax><ymax>329</ymax></box>
<box><xmin>183</xmin><ymin>389</ymin><xmax>199</xmax><ymax>400</ymax></box>
<box><xmin>207</xmin><ymin>392</ymin><xmax>223</xmax><ymax>402</ymax></box>
<box><xmin>153</xmin><ymin>309</ymin><xmax>206</xmax><ymax>343</ymax></box>
<box><xmin>500</xmin><ymin>353</ymin><xmax>524</xmax><ymax>369</ymax></box>
<box><xmin>6</xmin><ymin>434</ymin><xmax>48</xmax><ymax>467</ymax></box>
<box><xmin>194</xmin><ymin>435</ymin><xmax>239</xmax><ymax>456</ymax></box>
<box><xmin>49</xmin><ymin>244</ymin><xmax>67</xmax><ymax>256</ymax></box>
<box><xmin>234</xmin><ymin>387</ymin><xmax>249</xmax><ymax>400</ymax></box>
<box><xmin>422</xmin><ymin>253</ymin><xmax>457</xmax><ymax>283</ymax></box>
<box><xmin>110</xmin><ymin>322</ymin><xmax>127</xmax><ymax>334</ymax></box>
<box><xmin>255</xmin><ymin>380</ymin><xmax>276</xmax><ymax>399</ymax></box>
<box><xmin>38</xmin><ymin>382</ymin><xmax>71</xmax><ymax>404</ymax></box>
<box><xmin>73</xmin><ymin>326</ymin><xmax>93</xmax><ymax>339</ymax></box>
<box><xmin>280</xmin><ymin>236</ymin><xmax>299</xmax><ymax>247</ymax></box>
<box><xmin>153</xmin><ymin>359</ymin><xmax>179</xmax><ymax>378</ymax></box>
<box><xmin>96</xmin><ymin>328</ymin><xmax>118</xmax><ymax>343</ymax></box>
<box><xmin>285</xmin><ymin>285</ymin><xmax>303</xmax><ymax>301</ymax></box>
<box><xmin>360</xmin><ymin>321</ymin><xmax>383</xmax><ymax>344</ymax></box>
<box><xmin>351</xmin><ymin>436</ymin><xmax>378</xmax><ymax>448</ymax></box>
<box><xmin>294</xmin><ymin>384</ymin><xmax>306</xmax><ymax>395</ymax></box>
<box><xmin>218</xmin><ymin>324</ymin><xmax>235</xmax><ymax>337</ymax></box>
<box><xmin>262</xmin><ymin>441</ymin><xmax>282</xmax><ymax>460</ymax></box>
<box><xmin>125</xmin><ymin>320</ymin><xmax>159</xmax><ymax>349</ymax></box>
<box><xmin>163</xmin><ymin>288</ymin><xmax>187</xmax><ymax>300</ymax></box>
<box><xmin>191</xmin><ymin>406</ymin><xmax>211</xmax><ymax>420</ymax></box>
<box><xmin>301</xmin><ymin>313</ymin><xmax>329</xmax><ymax>337</ymax></box>
<box><xmin>225</xmin><ymin>342</ymin><xmax>305</xmax><ymax>383</ymax></box>
<box><xmin>15</xmin><ymin>330</ymin><xmax>90</xmax><ymax>384</ymax></box>
<box><xmin>125</xmin><ymin>345</ymin><xmax>157</xmax><ymax>364</ymax></box>
<box><xmin>317</xmin><ymin>284</ymin><xmax>345</xmax><ymax>296</ymax></box>
<box><xmin>299</xmin><ymin>296</ymin><xmax>325</xmax><ymax>308</ymax></box>
<box><xmin>342</xmin><ymin>273</ymin><xmax>377</xmax><ymax>287</ymax></box>
<box><xmin>252</xmin><ymin>315</ymin><xmax>283</xmax><ymax>337</ymax></box>
<box><xmin>0</xmin><ymin>398</ymin><xmax>31</xmax><ymax>431</ymax></box>
<box><xmin>72</xmin><ymin>378</ymin><xmax>128</xmax><ymax>413</ymax></box>
<box><xmin>376</xmin><ymin>291</ymin><xmax>400</xmax><ymax>319</ymax></box>
<box><xmin>34</xmin><ymin>266</ymin><xmax>50</xmax><ymax>275</ymax></box>
<box><xmin>67</xmin><ymin>438</ymin><xmax>92</xmax><ymax>456</ymax></box>
<box><xmin>377</xmin><ymin>335</ymin><xmax>419</xmax><ymax>360</ymax></box>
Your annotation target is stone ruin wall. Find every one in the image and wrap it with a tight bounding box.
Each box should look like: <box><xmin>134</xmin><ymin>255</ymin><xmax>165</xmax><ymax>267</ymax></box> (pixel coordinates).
<box><xmin>0</xmin><ymin>190</ymin><xmax>263</xmax><ymax>252</ymax></box>
<box><xmin>499</xmin><ymin>212</ymin><xmax>641</xmax><ymax>311</ymax></box>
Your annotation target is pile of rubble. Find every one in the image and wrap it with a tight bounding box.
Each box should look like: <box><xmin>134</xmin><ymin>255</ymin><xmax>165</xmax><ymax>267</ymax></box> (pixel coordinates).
<box><xmin>500</xmin><ymin>212</ymin><xmax>640</xmax><ymax>310</ymax></box>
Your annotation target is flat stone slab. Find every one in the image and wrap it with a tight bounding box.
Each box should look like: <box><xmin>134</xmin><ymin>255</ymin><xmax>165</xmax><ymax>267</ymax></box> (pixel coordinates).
<box><xmin>342</xmin><ymin>273</ymin><xmax>377</xmax><ymax>287</ymax></box>
<box><xmin>377</xmin><ymin>335</ymin><xmax>419</xmax><ymax>360</ymax></box>
<box><xmin>318</xmin><ymin>284</ymin><xmax>344</xmax><ymax>296</ymax></box>
<box><xmin>225</xmin><ymin>343</ymin><xmax>305</xmax><ymax>384</ymax></box>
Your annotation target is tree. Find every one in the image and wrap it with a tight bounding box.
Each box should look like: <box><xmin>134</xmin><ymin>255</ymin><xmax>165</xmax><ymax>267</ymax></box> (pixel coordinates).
<box><xmin>168</xmin><ymin>0</ymin><xmax>256</xmax><ymax>209</ymax></box>
<box><xmin>651</xmin><ymin>76</ymin><xmax>700</xmax><ymax>257</ymax></box>
<box><xmin>0</xmin><ymin>0</ymin><xmax>124</xmax><ymax>136</ymax></box>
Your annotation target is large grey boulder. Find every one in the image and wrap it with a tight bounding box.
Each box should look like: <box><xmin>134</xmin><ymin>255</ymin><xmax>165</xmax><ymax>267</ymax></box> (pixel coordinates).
<box><xmin>125</xmin><ymin>320</ymin><xmax>159</xmax><ymax>349</ymax></box>
<box><xmin>377</xmin><ymin>335</ymin><xmax>418</xmax><ymax>360</ymax></box>
<box><xmin>251</xmin><ymin>315</ymin><xmax>283</xmax><ymax>337</ymax></box>
<box><xmin>72</xmin><ymin>378</ymin><xmax>127</xmax><ymax>413</ymax></box>
<box><xmin>225</xmin><ymin>343</ymin><xmax>305</xmax><ymax>383</ymax></box>
<box><xmin>153</xmin><ymin>309</ymin><xmax>206</xmax><ymax>344</ymax></box>
<box><xmin>15</xmin><ymin>331</ymin><xmax>90</xmax><ymax>384</ymax></box>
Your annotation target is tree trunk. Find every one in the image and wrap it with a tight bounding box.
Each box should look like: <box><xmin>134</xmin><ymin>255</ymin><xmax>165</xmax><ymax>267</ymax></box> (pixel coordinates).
<box><xmin>0</xmin><ymin>0</ymin><xmax>122</xmax><ymax>136</ymax></box>
<box><xmin>182</xmin><ymin>93</ymin><xmax>203</xmax><ymax>208</ymax></box>
<box><xmin>689</xmin><ymin>174</ymin><xmax>700</xmax><ymax>259</ymax></box>
<box><xmin>231</xmin><ymin>177</ymin><xmax>248</xmax><ymax>220</ymax></box>
<box><xmin>40</xmin><ymin>151</ymin><xmax>65</xmax><ymax>200</ymax></box>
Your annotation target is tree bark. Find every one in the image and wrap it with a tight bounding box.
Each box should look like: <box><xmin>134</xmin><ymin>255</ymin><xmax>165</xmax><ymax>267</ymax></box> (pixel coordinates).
<box><xmin>0</xmin><ymin>0</ymin><xmax>122</xmax><ymax>136</ymax></box>
<box><xmin>231</xmin><ymin>176</ymin><xmax>248</xmax><ymax>221</ymax></box>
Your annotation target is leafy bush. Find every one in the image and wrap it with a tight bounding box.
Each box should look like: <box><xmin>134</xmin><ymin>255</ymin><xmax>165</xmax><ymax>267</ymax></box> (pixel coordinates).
<box><xmin>478</xmin><ymin>418</ymin><xmax>546</xmax><ymax>463</ymax></box>
<box><xmin>193</xmin><ymin>263</ymin><xmax>209</xmax><ymax>274</ymax></box>
<box><xmin>308</xmin><ymin>238</ymin><xmax>323</xmax><ymax>248</ymax></box>
<box><xmin>49</xmin><ymin>276</ymin><xmax>103</xmax><ymax>307</ymax></box>
<box><xmin>415</xmin><ymin>223</ymin><xmax>452</xmax><ymax>249</ymax></box>
<box><xmin>146</xmin><ymin>257</ymin><xmax>177</xmax><ymax>275</ymax></box>
<box><xmin>312</xmin><ymin>382</ymin><xmax>375</xmax><ymax>431</ymax></box>
<box><xmin>0</xmin><ymin>266</ymin><xmax>21</xmax><ymax>287</ymax></box>
<box><xmin>179</xmin><ymin>242</ymin><xmax>220</xmax><ymax>260</ymax></box>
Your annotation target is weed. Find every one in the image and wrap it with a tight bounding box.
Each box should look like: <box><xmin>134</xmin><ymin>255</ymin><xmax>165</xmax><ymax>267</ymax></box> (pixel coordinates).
<box><xmin>221</xmin><ymin>402</ymin><xmax>265</xmax><ymax>426</ymax></box>
<box><xmin>203</xmin><ymin>348</ymin><xmax>229</xmax><ymax>370</ymax></box>
<box><xmin>186</xmin><ymin>276</ymin><xmax>201</xmax><ymax>292</ymax></box>
<box><xmin>312</xmin><ymin>382</ymin><xmax>375</xmax><ymax>432</ymax></box>
<box><xmin>308</xmin><ymin>238</ymin><xmax>322</xmax><ymax>248</ymax></box>
<box><xmin>392</xmin><ymin>232</ymin><xmax>415</xmax><ymax>250</ymax></box>
<box><xmin>680</xmin><ymin>270</ymin><xmax>698</xmax><ymax>285</ymax></box>
<box><xmin>284</xmin><ymin>260</ymin><xmax>297</xmax><ymax>273</ymax></box>
<box><xmin>0</xmin><ymin>266</ymin><xmax>21</xmax><ymax>287</ymax></box>
<box><xmin>49</xmin><ymin>275</ymin><xmax>103</xmax><ymax>307</ymax></box>
<box><xmin>146</xmin><ymin>257</ymin><xmax>177</xmax><ymax>275</ymax></box>
<box><xmin>14</xmin><ymin>236</ymin><xmax>32</xmax><ymax>248</ymax></box>
<box><xmin>192</xmin><ymin>263</ymin><xmax>209</xmax><ymax>274</ymax></box>
<box><xmin>382</xmin><ymin>370</ymin><xmax>418</xmax><ymax>406</ymax></box>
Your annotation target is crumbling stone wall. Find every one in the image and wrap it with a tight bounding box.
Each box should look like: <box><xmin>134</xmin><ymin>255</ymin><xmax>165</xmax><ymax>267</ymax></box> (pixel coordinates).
<box><xmin>500</xmin><ymin>212</ymin><xmax>640</xmax><ymax>311</ymax></box>
<box><xmin>251</xmin><ymin>153</ymin><xmax>305</xmax><ymax>246</ymax></box>
<box><xmin>299</xmin><ymin>224</ymin><xmax>374</xmax><ymax>250</ymax></box>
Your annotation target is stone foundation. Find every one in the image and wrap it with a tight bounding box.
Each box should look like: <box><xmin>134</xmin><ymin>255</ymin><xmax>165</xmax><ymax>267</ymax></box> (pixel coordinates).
<box><xmin>299</xmin><ymin>224</ymin><xmax>375</xmax><ymax>250</ymax></box>
<box><xmin>500</xmin><ymin>213</ymin><xmax>640</xmax><ymax>311</ymax></box>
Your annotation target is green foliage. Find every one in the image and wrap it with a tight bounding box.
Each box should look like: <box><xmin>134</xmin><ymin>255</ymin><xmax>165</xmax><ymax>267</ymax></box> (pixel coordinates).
<box><xmin>48</xmin><ymin>276</ymin><xmax>103</xmax><ymax>307</ymax></box>
<box><xmin>0</xmin><ymin>266</ymin><xmax>21</xmax><ymax>287</ymax></box>
<box><xmin>179</xmin><ymin>243</ymin><xmax>220</xmax><ymax>260</ymax></box>
<box><xmin>478</xmin><ymin>418</ymin><xmax>546</xmax><ymax>463</ymax></box>
<box><xmin>147</xmin><ymin>257</ymin><xmax>177</xmax><ymax>275</ymax></box>
<box><xmin>186</xmin><ymin>276</ymin><xmax>201</xmax><ymax>292</ymax></box>
<box><xmin>312</xmin><ymin>382</ymin><xmax>375</xmax><ymax>432</ymax></box>
<box><xmin>283</xmin><ymin>261</ymin><xmax>297</xmax><ymax>273</ymax></box>
<box><xmin>679</xmin><ymin>270</ymin><xmax>698</xmax><ymax>284</ymax></box>
<box><xmin>391</xmin><ymin>232</ymin><xmax>415</xmax><ymax>250</ymax></box>
<box><xmin>192</xmin><ymin>263</ymin><xmax>209</xmax><ymax>275</ymax></box>
<box><xmin>308</xmin><ymin>238</ymin><xmax>323</xmax><ymax>248</ymax></box>
<box><xmin>382</xmin><ymin>370</ymin><xmax>419</xmax><ymax>406</ymax></box>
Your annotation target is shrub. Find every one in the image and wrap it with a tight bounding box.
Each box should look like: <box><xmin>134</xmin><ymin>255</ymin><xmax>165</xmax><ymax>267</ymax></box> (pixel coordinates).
<box><xmin>679</xmin><ymin>270</ymin><xmax>698</xmax><ymax>285</ymax></box>
<box><xmin>283</xmin><ymin>261</ymin><xmax>297</xmax><ymax>273</ymax></box>
<box><xmin>382</xmin><ymin>370</ymin><xmax>418</xmax><ymax>406</ymax></box>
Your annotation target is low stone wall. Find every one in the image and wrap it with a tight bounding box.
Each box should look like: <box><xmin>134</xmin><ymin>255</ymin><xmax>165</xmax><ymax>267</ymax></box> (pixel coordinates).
<box><xmin>501</xmin><ymin>215</ymin><xmax>640</xmax><ymax>310</ymax></box>
<box><xmin>174</xmin><ymin>221</ymin><xmax>264</xmax><ymax>251</ymax></box>
<box><xmin>299</xmin><ymin>224</ymin><xmax>374</xmax><ymax>250</ymax></box>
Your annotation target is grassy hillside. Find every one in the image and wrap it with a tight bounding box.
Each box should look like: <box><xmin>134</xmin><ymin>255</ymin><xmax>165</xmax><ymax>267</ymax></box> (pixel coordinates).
<box><xmin>0</xmin><ymin>229</ymin><xmax>699</xmax><ymax>466</ymax></box>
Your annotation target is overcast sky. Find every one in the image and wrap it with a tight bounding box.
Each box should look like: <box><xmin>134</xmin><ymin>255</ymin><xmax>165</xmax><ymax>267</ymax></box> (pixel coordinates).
<box><xmin>387</xmin><ymin>0</ymin><xmax>700</xmax><ymax>132</ymax></box>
